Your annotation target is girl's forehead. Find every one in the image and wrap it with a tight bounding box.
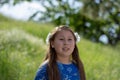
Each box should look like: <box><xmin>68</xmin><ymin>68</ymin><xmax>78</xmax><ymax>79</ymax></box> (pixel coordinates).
<box><xmin>56</xmin><ymin>30</ymin><xmax>74</xmax><ymax>37</ymax></box>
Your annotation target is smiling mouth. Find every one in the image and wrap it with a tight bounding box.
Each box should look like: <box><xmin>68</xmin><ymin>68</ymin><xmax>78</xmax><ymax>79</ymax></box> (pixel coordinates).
<box><xmin>62</xmin><ymin>48</ymin><xmax>69</xmax><ymax>51</ymax></box>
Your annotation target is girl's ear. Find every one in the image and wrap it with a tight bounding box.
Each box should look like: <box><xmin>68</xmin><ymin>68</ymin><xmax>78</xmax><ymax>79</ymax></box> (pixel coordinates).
<box><xmin>52</xmin><ymin>45</ymin><xmax>54</xmax><ymax>48</ymax></box>
<box><xmin>51</xmin><ymin>41</ymin><xmax>54</xmax><ymax>48</ymax></box>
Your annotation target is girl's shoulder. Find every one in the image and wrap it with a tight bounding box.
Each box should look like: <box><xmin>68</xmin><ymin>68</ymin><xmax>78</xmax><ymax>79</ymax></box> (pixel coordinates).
<box><xmin>34</xmin><ymin>60</ymin><xmax>48</xmax><ymax>80</ymax></box>
<box><xmin>39</xmin><ymin>60</ymin><xmax>48</xmax><ymax>68</ymax></box>
<box><xmin>36</xmin><ymin>60</ymin><xmax>49</xmax><ymax>75</ymax></box>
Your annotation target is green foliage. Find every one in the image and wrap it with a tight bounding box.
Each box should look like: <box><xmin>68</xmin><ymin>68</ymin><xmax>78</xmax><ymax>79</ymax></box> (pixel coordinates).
<box><xmin>0</xmin><ymin>14</ymin><xmax>54</xmax><ymax>41</ymax></box>
<box><xmin>0</xmin><ymin>14</ymin><xmax>53</xmax><ymax>80</ymax></box>
<box><xmin>78</xmin><ymin>39</ymin><xmax>120</xmax><ymax>80</ymax></box>
<box><xmin>81</xmin><ymin>0</ymin><xmax>120</xmax><ymax>45</ymax></box>
<box><xmin>0</xmin><ymin>28</ymin><xmax>47</xmax><ymax>80</ymax></box>
<box><xmin>0</xmin><ymin>15</ymin><xmax>120</xmax><ymax>80</ymax></box>
<box><xmin>1</xmin><ymin>0</ymin><xmax>120</xmax><ymax>45</ymax></box>
<box><xmin>33</xmin><ymin>0</ymin><xmax>120</xmax><ymax>45</ymax></box>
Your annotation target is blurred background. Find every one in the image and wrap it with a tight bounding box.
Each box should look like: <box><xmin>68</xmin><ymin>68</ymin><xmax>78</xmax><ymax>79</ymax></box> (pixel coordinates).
<box><xmin>0</xmin><ymin>0</ymin><xmax>120</xmax><ymax>80</ymax></box>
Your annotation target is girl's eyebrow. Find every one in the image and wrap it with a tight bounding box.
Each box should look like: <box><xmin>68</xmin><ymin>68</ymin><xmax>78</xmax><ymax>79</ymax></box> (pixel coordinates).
<box><xmin>58</xmin><ymin>35</ymin><xmax>73</xmax><ymax>38</ymax></box>
<box><xmin>68</xmin><ymin>36</ymin><xmax>74</xmax><ymax>38</ymax></box>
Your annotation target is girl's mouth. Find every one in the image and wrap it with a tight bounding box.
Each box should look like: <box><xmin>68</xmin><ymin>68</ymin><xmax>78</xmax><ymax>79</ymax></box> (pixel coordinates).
<box><xmin>62</xmin><ymin>47</ymin><xmax>69</xmax><ymax>51</ymax></box>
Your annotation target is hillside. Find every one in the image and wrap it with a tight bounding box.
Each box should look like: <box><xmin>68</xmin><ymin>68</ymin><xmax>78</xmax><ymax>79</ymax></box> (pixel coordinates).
<box><xmin>0</xmin><ymin>14</ymin><xmax>119</xmax><ymax>80</ymax></box>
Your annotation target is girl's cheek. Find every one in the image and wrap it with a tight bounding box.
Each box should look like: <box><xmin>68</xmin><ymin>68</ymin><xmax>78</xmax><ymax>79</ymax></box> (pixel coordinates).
<box><xmin>69</xmin><ymin>41</ymin><xmax>74</xmax><ymax>44</ymax></box>
<box><xmin>56</xmin><ymin>41</ymin><xmax>63</xmax><ymax>44</ymax></box>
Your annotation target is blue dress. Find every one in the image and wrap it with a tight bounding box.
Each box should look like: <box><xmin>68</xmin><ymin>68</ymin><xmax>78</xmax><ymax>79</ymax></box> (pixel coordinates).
<box><xmin>34</xmin><ymin>62</ymin><xmax>80</xmax><ymax>80</ymax></box>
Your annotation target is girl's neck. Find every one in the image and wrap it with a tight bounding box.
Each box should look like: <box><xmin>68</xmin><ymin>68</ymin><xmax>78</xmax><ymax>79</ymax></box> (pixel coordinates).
<box><xmin>57</xmin><ymin>56</ymin><xmax>72</xmax><ymax>64</ymax></box>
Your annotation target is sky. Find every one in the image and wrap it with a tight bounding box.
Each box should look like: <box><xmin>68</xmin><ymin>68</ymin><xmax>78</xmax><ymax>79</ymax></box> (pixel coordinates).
<box><xmin>0</xmin><ymin>0</ymin><xmax>83</xmax><ymax>21</ymax></box>
<box><xmin>0</xmin><ymin>1</ymin><xmax>45</xmax><ymax>21</ymax></box>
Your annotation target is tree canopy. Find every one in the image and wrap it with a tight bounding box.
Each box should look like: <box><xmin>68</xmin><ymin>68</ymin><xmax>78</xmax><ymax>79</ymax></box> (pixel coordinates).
<box><xmin>0</xmin><ymin>0</ymin><xmax>120</xmax><ymax>45</ymax></box>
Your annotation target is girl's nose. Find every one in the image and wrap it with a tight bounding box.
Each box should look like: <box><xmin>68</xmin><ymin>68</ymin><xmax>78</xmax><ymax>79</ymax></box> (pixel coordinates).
<box><xmin>64</xmin><ymin>40</ymin><xmax>69</xmax><ymax>45</ymax></box>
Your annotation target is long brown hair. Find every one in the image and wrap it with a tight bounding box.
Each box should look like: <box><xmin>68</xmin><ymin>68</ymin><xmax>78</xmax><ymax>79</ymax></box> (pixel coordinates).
<box><xmin>44</xmin><ymin>25</ymin><xmax>86</xmax><ymax>80</ymax></box>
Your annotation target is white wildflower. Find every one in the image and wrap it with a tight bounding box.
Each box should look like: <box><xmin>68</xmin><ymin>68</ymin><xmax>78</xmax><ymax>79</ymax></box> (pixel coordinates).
<box><xmin>46</xmin><ymin>33</ymin><xmax>52</xmax><ymax>44</ymax></box>
<box><xmin>74</xmin><ymin>32</ymin><xmax>80</xmax><ymax>43</ymax></box>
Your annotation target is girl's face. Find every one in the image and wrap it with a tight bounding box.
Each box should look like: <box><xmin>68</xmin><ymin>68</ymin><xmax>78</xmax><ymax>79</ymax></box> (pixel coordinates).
<box><xmin>51</xmin><ymin>30</ymin><xmax>75</xmax><ymax>58</ymax></box>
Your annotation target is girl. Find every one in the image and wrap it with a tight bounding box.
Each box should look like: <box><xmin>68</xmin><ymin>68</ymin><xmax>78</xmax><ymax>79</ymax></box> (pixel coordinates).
<box><xmin>34</xmin><ymin>25</ymin><xmax>86</xmax><ymax>80</ymax></box>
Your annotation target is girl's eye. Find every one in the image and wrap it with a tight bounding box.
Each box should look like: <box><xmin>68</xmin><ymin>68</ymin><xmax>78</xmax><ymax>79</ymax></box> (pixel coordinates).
<box><xmin>68</xmin><ymin>39</ymin><xmax>72</xmax><ymax>41</ymax></box>
<box><xmin>59</xmin><ymin>39</ymin><xmax>64</xmax><ymax>40</ymax></box>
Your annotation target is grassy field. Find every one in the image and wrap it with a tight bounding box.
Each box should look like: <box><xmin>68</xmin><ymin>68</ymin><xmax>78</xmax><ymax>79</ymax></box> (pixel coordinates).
<box><xmin>0</xmin><ymin>14</ymin><xmax>120</xmax><ymax>80</ymax></box>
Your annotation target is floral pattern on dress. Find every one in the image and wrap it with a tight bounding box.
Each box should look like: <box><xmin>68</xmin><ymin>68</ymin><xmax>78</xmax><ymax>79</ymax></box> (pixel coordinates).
<box><xmin>34</xmin><ymin>62</ymin><xmax>80</xmax><ymax>80</ymax></box>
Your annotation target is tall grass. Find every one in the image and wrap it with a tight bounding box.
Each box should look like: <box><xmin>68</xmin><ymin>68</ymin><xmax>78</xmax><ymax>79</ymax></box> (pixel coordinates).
<box><xmin>0</xmin><ymin>29</ymin><xmax>47</xmax><ymax>80</ymax></box>
<box><xmin>0</xmin><ymin>14</ymin><xmax>54</xmax><ymax>41</ymax></box>
<box><xmin>78</xmin><ymin>39</ymin><xmax>120</xmax><ymax>80</ymax></box>
<box><xmin>0</xmin><ymin>14</ymin><xmax>120</xmax><ymax>80</ymax></box>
